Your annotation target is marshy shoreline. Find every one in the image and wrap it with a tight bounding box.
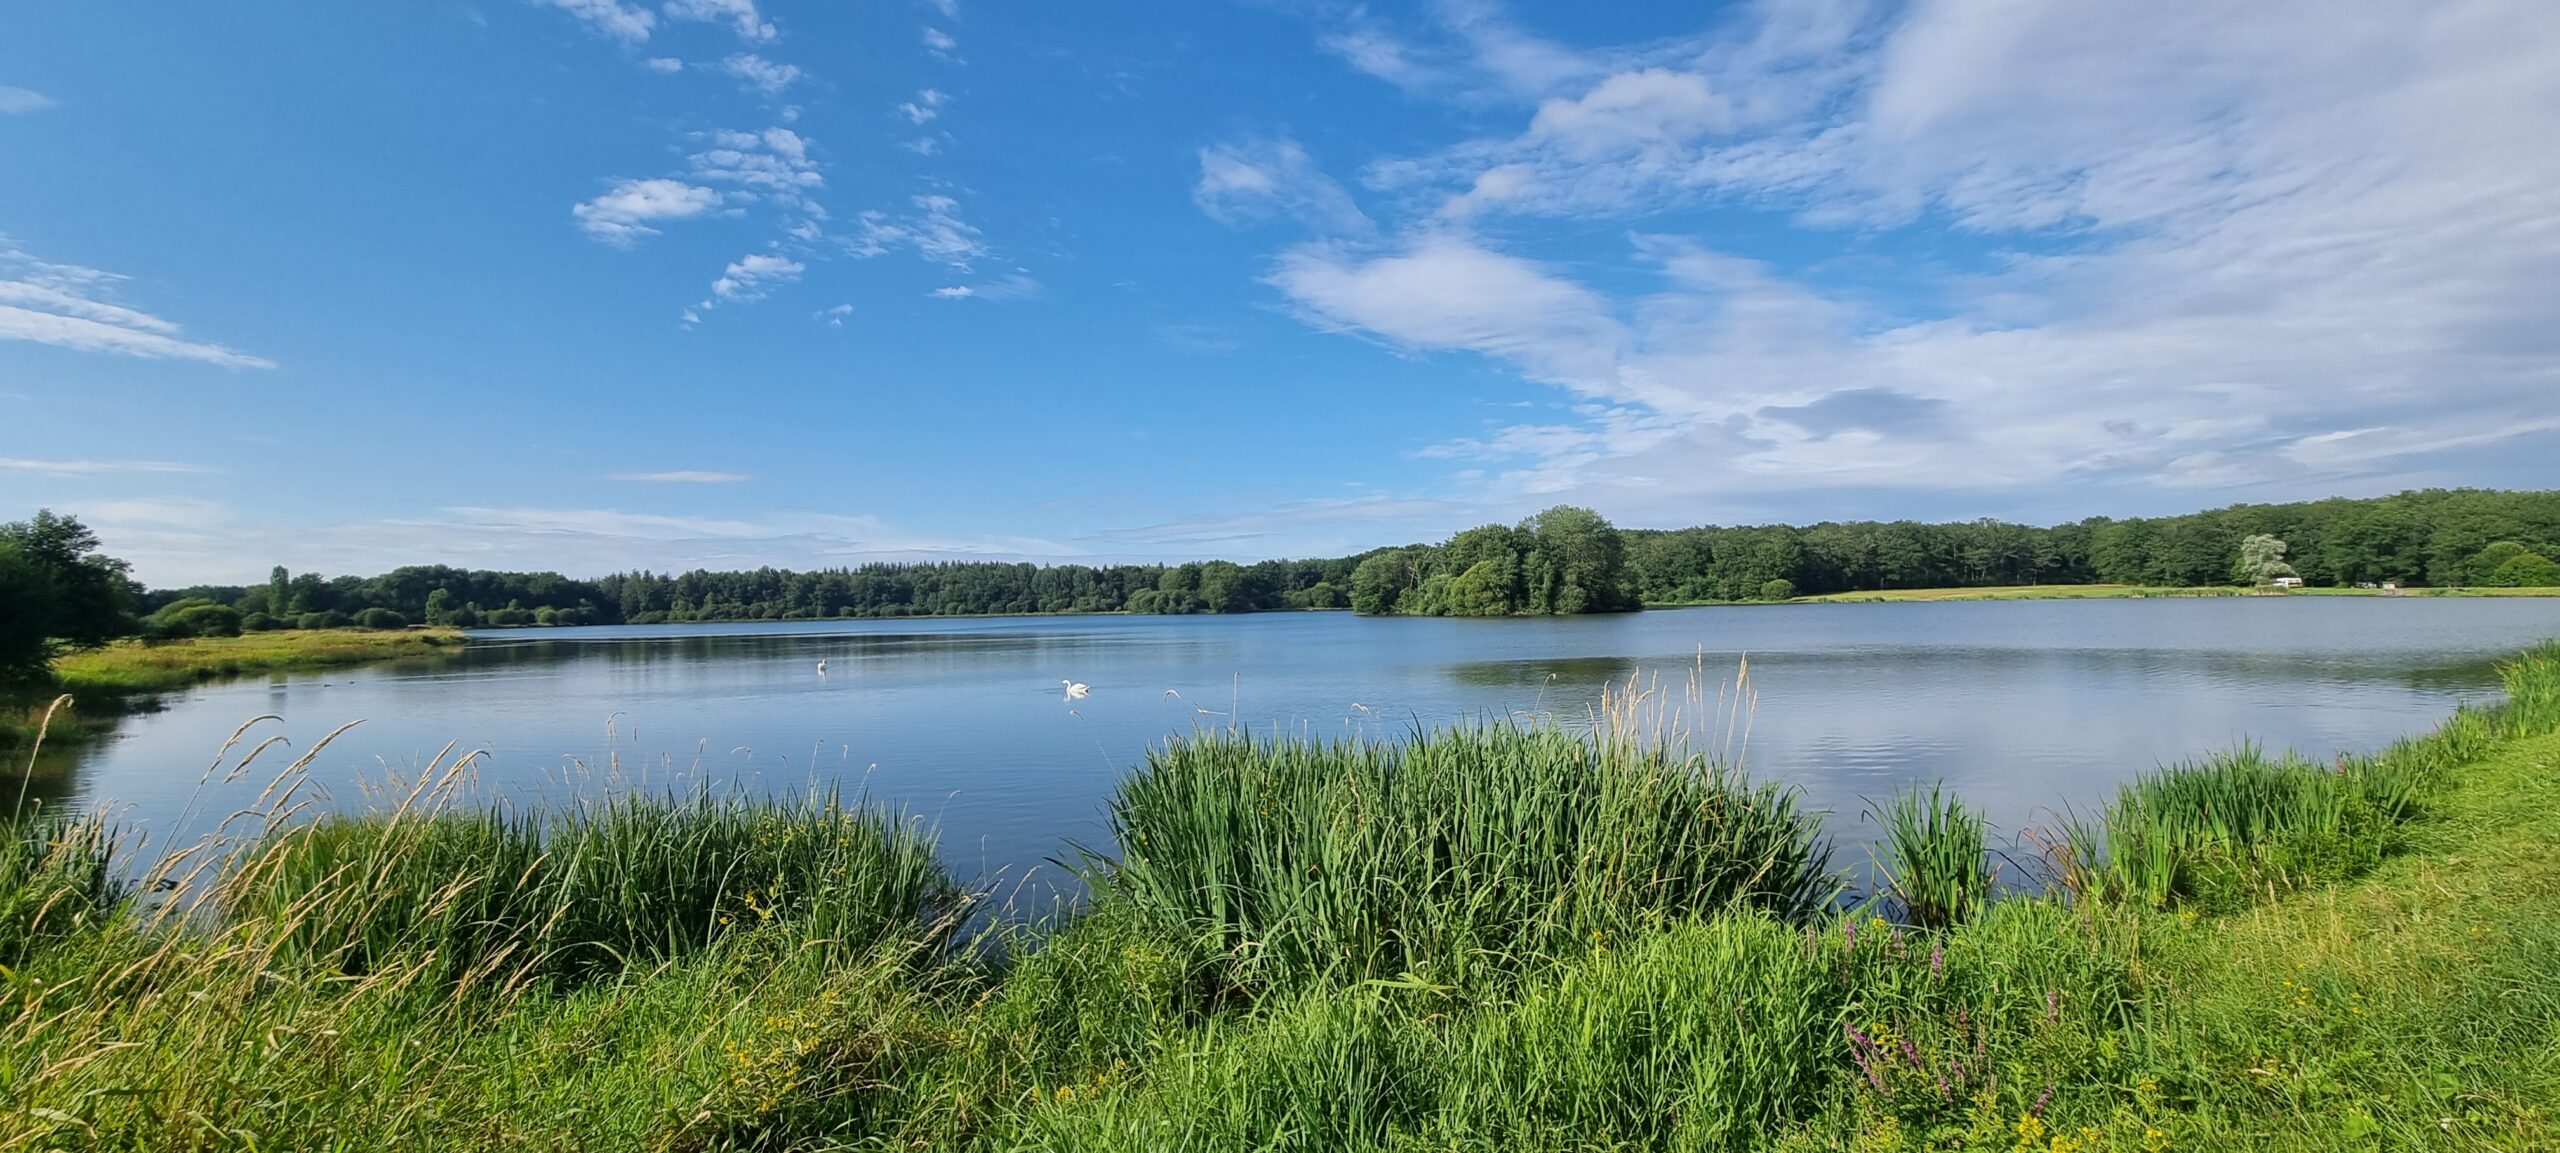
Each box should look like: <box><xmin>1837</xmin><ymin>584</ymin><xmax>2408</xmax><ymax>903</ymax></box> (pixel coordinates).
<box><xmin>4</xmin><ymin>641</ymin><xmax>2557</xmax><ymax>1149</ymax></box>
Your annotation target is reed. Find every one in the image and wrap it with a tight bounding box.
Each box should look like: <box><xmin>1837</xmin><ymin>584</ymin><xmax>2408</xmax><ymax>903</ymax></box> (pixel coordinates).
<box><xmin>0</xmin><ymin>812</ymin><xmax>125</xmax><ymax>968</ymax></box>
<box><xmin>227</xmin><ymin>781</ymin><xmax>965</xmax><ymax>992</ymax></box>
<box><xmin>1100</xmin><ymin>720</ymin><xmax>1834</xmax><ymax>997</ymax></box>
<box><xmin>1869</xmin><ymin>781</ymin><xmax>1989</xmax><ymax>928</ymax></box>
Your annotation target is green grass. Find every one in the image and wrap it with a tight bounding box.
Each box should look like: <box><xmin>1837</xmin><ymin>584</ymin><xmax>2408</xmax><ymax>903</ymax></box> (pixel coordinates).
<box><xmin>1778</xmin><ymin>583</ymin><xmax>2560</xmax><ymax>604</ymax></box>
<box><xmin>2</xmin><ymin>643</ymin><xmax>2557</xmax><ymax>1151</ymax></box>
<box><xmin>47</xmin><ymin>627</ymin><xmax>466</xmax><ymax>696</ymax></box>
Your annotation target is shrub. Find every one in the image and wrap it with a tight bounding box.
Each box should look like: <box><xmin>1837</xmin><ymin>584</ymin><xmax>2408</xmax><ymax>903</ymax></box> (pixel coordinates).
<box><xmin>147</xmin><ymin>600</ymin><xmax>242</xmax><ymax>639</ymax></box>
<box><xmin>352</xmin><ymin>607</ymin><xmax>408</xmax><ymax>630</ymax></box>
<box><xmin>296</xmin><ymin>610</ymin><xmax>352</xmax><ymax>630</ymax></box>
<box><xmin>239</xmin><ymin>610</ymin><xmax>287</xmax><ymax>632</ymax></box>
<box><xmin>1760</xmin><ymin>578</ymin><xmax>1797</xmax><ymax>601</ymax></box>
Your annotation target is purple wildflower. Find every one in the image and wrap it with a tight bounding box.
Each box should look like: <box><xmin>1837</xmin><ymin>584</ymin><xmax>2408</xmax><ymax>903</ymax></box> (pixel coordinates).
<box><xmin>1930</xmin><ymin>939</ymin><xmax>1945</xmax><ymax>978</ymax></box>
<box><xmin>2031</xmin><ymin>1085</ymin><xmax>2054</xmax><ymax>1117</ymax></box>
<box><xmin>2046</xmin><ymin>988</ymin><xmax>2061</xmax><ymax>1022</ymax></box>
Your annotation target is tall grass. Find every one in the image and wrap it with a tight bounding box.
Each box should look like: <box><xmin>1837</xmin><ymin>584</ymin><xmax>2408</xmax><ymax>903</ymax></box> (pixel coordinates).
<box><xmin>2075</xmin><ymin>642</ymin><xmax>2560</xmax><ymax>909</ymax></box>
<box><xmin>228</xmin><ymin>783</ymin><xmax>966</xmax><ymax>992</ymax></box>
<box><xmin>1870</xmin><ymin>781</ymin><xmax>1989</xmax><ymax>928</ymax></box>
<box><xmin>1102</xmin><ymin>721</ymin><xmax>1834</xmax><ymax>997</ymax></box>
<box><xmin>0</xmin><ymin>812</ymin><xmax>125</xmax><ymax>967</ymax></box>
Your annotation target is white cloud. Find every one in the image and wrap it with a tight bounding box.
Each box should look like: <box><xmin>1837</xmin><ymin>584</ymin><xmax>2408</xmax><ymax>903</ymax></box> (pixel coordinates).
<box><xmin>710</xmin><ymin>252</ymin><xmax>804</xmax><ymax>301</ymax></box>
<box><xmin>0</xmin><ymin>458</ymin><xmax>214</xmax><ymax>477</ymax></box>
<box><xmin>928</xmin><ymin>273</ymin><xmax>1039</xmax><ymax>301</ymax></box>
<box><xmin>897</xmin><ymin>88</ymin><xmax>948</xmax><ymax>124</ymax></box>
<box><xmin>847</xmin><ymin>194</ymin><xmax>987</xmax><ymax>269</ymax></box>
<box><xmin>662</xmin><ymin>0</ymin><xmax>775</xmax><ymax>43</ymax></box>
<box><xmin>720</xmin><ymin>53</ymin><xmax>800</xmax><ymax>96</ymax></box>
<box><xmin>0</xmin><ymin>86</ymin><xmax>53</xmax><ymax>114</ymax></box>
<box><xmin>930</xmin><ymin>0</ymin><xmax>961</xmax><ymax>19</ymax></box>
<box><xmin>535</xmin><ymin>0</ymin><xmax>655</xmax><ymax>42</ymax></box>
<box><xmin>76</xmin><ymin>499</ymin><xmax>1086</xmax><ymax>586</ymax></box>
<box><xmin>1195</xmin><ymin>137</ymin><xmax>1373</xmax><ymax>234</ymax></box>
<box><xmin>608</xmin><ymin>469</ymin><xmax>752</xmax><ymax>483</ymax></box>
<box><xmin>643</xmin><ymin>56</ymin><xmax>685</xmax><ymax>73</ymax></box>
<box><xmin>571</xmin><ymin>177</ymin><xmax>720</xmax><ymax>243</ymax></box>
<box><xmin>687</xmin><ymin>126</ymin><xmax>823</xmax><ymax>205</ymax></box>
<box><xmin>0</xmin><ymin>241</ymin><xmax>272</xmax><ymax>369</ymax></box>
<box><xmin>1245</xmin><ymin>0</ymin><xmax>2560</xmax><ymax>519</ymax></box>
<box><xmin>922</xmin><ymin>27</ymin><xmax>957</xmax><ymax>55</ymax></box>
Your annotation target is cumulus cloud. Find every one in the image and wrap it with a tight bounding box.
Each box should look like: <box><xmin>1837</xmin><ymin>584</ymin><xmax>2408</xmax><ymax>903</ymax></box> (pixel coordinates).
<box><xmin>643</xmin><ymin>56</ymin><xmax>685</xmax><ymax>73</ymax></box>
<box><xmin>922</xmin><ymin>27</ymin><xmax>957</xmax><ymax>56</ymax></box>
<box><xmin>897</xmin><ymin>88</ymin><xmax>948</xmax><ymax>124</ymax></box>
<box><xmin>709</xmin><ymin>252</ymin><xmax>804</xmax><ymax>301</ymax></box>
<box><xmin>0</xmin><ymin>241</ymin><xmax>273</xmax><ymax>369</ymax></box>
<box><xmin>1195</xmin><ymin>137</ymin><xmax>1373</xmax><ymax>234</ymax></box>
<box><xmin>571</xmin><ymin>177</ymin><xmax>720</xmax><ymax>243</ymax></box>
<box><xmin>720</xmin><ymin>53</ymin><xmax>800</xmax><ymax>96</ymax></box>
<box><xmin>535</xmin><ymin>0</ymin><xmax>655</xmax><ymax>42</ymax></box>
<box><xmin>662</xmin><ymin>0</ymin><xmax>775</xmax><ymax>43</ymax></box>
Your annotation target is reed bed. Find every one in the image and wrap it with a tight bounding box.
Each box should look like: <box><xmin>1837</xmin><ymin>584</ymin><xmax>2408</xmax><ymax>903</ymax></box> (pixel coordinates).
<box><xmin>1870</xmin><ymin>782</ymin><xmax>1989</xmax><ymax>928</ymax></box>
<box><xmin>1102</xmin><ymin>721</ymin><xmax>1834</xmax><ymax>997</ymax></box>
<box><xmin>229</xmin><ymin>782</ymin><xmax>965</xmax><ymax>992</ymax></box>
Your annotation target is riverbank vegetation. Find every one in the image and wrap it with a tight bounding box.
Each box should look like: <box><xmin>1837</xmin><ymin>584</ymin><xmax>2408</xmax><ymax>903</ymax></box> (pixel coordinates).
<box><xmin>48</xmin><ymin>628</ymin><xmax>463</xmax><ymax>696</ymax></box>
<box><xmin>89</xmin><ymin>488</ymin><xmax>2560</xmax><ymax>631</ymax></box>
<box><xmin>5</xmin><ymin>643</ymin><xmax>2556</xmax><ymax>1149</ymax></box>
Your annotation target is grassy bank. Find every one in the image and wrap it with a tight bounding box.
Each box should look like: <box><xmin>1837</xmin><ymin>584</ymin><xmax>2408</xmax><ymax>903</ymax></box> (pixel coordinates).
<box><xmin>1785</xmin><ymin>583</ymin><xmax>2560</xmax><ymax>604</ymax></box>
<box><xmin>2</xmin><ymin>645</ymin><xmax>2555</xmax><ymax>1150</ymax></box>
<box><xmin>46</xmin><ymin>627</ymin><xmax>466</xmax><ymax>696</ymax></box>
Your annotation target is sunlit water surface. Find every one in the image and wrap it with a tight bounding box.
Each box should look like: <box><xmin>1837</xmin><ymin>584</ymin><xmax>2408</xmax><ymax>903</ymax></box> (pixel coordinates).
<box><xmin>33</xmin><ymin>598</ymin><xmax>2560</xmax><ymax>888</ymax></box>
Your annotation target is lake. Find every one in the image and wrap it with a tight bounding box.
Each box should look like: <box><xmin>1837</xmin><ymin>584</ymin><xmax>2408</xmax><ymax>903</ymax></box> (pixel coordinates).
<box><xmin>30</xmin><ymin>597</ymin><xmax>2560</xmax><ymax>888</ymax></box>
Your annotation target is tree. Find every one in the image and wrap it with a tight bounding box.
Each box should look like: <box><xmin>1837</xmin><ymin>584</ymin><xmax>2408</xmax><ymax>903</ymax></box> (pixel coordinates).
<box><xmin>1349</xmin><ymin>553</ymin><xmax>1412</xmax><ymax>615</ymax></box>
<box><xmin>0</xmin><ymin>540</ymin><xmax>56</xmax><ymax>683</ymax></box>
<box><xmin>2486</xmin><ymin>551</ymin><xmax>2560</xmax><ymax>588</ymax></box>
<box><xmin>267</xmin><ymin>566</ymin><xmax>291</xmax><ymax>618</ymax></box>
<box><xmin>0</xmin><ymin>510</ymin><xmax>136</xmax><ymax>646</ymax></box>
<box><xmin>2236</xmin><ymin>534</ymin><xmax>2298</xmax><ymax>586</ymax></box>
<box><xmin>1760</xmin><ymin>578</ymin><xmax>1796</xmax><ymax>601</ymax></box>
<box><xmin>1520</xmin><ymin>505</ymin><xmax>1636</xmax><ymax>613</ymax></box>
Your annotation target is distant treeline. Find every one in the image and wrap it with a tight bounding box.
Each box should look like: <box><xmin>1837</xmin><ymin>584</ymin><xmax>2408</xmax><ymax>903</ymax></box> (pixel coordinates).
<box><xmin>104</xmin><ymin>487</ymin><xmax>2560</xmax><ymax>631</ymax></box>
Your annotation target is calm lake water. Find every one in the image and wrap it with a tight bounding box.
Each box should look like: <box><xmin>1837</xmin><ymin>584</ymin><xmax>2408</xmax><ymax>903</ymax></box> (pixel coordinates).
<box><xmin>30</xmin><ymin>598</ymin><xmax>2560</xmax><ymax>885</ymax></box>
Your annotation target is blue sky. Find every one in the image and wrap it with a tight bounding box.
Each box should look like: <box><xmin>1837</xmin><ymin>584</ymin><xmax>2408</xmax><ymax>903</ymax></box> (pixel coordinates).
<box><xmin>5</xmin><ymin>1</ymin><xmax>2556</xmax><ymax>585</ymax></box>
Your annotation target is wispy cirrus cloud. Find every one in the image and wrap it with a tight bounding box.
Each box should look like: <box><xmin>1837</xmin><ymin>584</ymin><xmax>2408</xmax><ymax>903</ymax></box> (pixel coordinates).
<box><xmin>1195</xmin><ymin>137</ymin><xmax>1373</xmax><ymax>234</ymax></box>
<box><xmin>0</xmin><ymin>241</ymin><xmax>273</xmax><ymax>369</ymax></box>
<box><xmin>0</xmin><ymin>86</ymin><xmax>53</xmax><ymax>114</ymax></box>
<box><xmin>608</xmin><ymin>469</ymin><xmax>752</xmax><ymax>483</ymax></box>
<box><xmin>72</xmin><ymin>499</ymin><xmax>1087</xmax><ymax>586</ymax></box>
<box><xmin>0</xmin><ymin>458</ymin><xmax>217</xmax><ymax>477</ymax></box>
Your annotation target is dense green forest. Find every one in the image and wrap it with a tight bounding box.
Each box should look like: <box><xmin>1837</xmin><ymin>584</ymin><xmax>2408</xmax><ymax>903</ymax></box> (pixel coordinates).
<box><xmin>7</xmin><ymin>489</ymin><xmax>2557</xmax><ymax>653</ymax></box>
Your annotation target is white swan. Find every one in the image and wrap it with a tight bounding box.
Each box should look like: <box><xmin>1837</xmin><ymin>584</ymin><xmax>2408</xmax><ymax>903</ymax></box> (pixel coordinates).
<box><xmin>816</xmin><ymin>659</ymin><xmax>828</xmax><ymax>675</ymax></box>
<box><xmin>1061</xmin><ymin>679</ymin><xmax>1090</xmax><ymax>702</ymax></box>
